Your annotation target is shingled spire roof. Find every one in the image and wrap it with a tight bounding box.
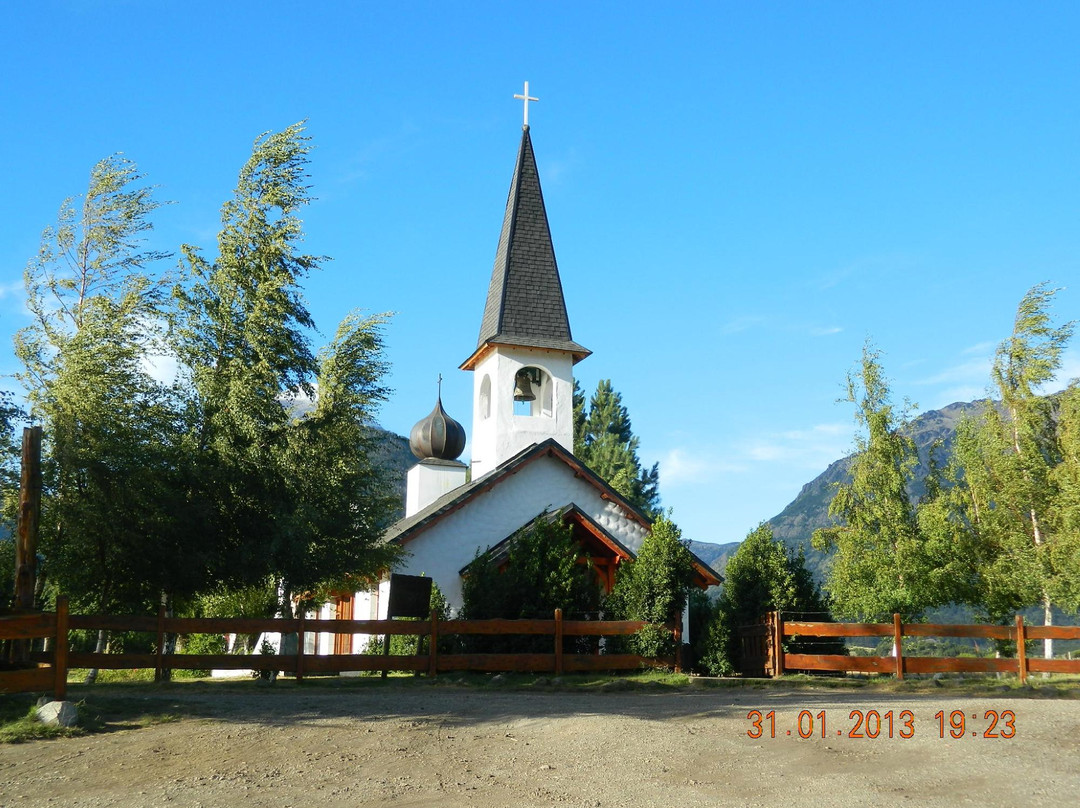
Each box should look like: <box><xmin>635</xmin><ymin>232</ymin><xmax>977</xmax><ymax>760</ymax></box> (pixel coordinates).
<box><xmin>460</xmin><ymin>126</ymin><xmax>590</xmax><ymax>370</ymax></box>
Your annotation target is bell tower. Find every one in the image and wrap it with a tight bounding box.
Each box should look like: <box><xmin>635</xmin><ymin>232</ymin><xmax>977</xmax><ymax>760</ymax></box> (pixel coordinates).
<box><xmin>461</xmin><ymin>95</ymin><xmax>589</xmax><ymax>478</ymax></box>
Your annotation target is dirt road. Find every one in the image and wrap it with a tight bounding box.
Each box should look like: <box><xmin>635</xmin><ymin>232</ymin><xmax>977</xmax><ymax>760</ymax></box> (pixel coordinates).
<box><xmin>2</xmin><ymin>682</ymin><xmax>1077</xmax><ymax>807</ymax></box>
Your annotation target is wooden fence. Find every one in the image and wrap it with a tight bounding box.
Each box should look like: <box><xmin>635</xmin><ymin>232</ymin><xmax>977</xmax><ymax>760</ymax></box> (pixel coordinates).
<box><xmin>0</xmin><ymin>597</ymin><xmax>678</xmax><ymax>698</ymax></box>
<box><xmin>738</xmin><ymin>611</ymin><xmax>1080</xmax><ymax>682</ymax></box>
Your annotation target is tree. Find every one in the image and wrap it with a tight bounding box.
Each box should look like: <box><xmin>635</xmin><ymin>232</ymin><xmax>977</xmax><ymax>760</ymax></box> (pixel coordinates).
<box><xmin>573</xmin><ymin>379</ymin><xmax>661</xmax><ymax>517</ymax></box>
<box><xmin>721</xmin><ymin>522</ymin><xmax>826</xmax><ymax>624</ymax></box>
<box><xmin>698</xmin><ymin>522</ymin><xmax>834</xmax><ymax>675</ymax></box>
<box><xmin>281</xmin><ymin>311</ymin><xmax>401</xmax><ymax>607</ymax></box>
<box><xmin>812</xmin><ymin>343</ymin><xmax>960</xmax><ymax>620</ymax></box>
<box><xmin>173</xmin><ymin>123</ymin><xmax>398</xmax><ymax>613</ymax></box>
<box><xmin>460</xmin><ymin>515</ymin><xmax>599</xmax><ymax>652</ymax></box>
<box><xmin>1049</xmin><ymin>384</ymin><xmax>1080</xmax><ymax>615</ymax></box>
<box><xmin>606</xmin><ymin>513</ymin><xmax>695</xmax><ymax>656</ymax></box>
<box><xmin>948</xmin><ymin>284</ymin><xmax>1076</xmax><ymax>655</ymax></box>
<box><xmin>14</xmin><ymin>155</ymin><xmax>185</xmax><ymax>616</ymax></box>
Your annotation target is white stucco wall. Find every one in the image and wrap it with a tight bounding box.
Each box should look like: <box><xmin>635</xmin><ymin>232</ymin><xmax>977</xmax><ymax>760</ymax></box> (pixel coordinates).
<box><xmin>390</xmin><ymin>455</ymin><xmax>648</xmax><ymax>611</ymax></box>
<box><xmin>469</xmin><ymin>346</ymin><xmax>574</xmax><ymax>478</ymax></box>
<box><xmin>406</xmin><ymin>461</ymin><xmax>468</xmax><ymax>517</ymax></box>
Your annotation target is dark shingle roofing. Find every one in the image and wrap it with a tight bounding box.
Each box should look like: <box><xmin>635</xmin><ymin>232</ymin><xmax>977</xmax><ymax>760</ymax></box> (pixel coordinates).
<box><xmin>460</xmin><ymin>127</ymin><xmax>590</xmax><ymax>370</ymax></box>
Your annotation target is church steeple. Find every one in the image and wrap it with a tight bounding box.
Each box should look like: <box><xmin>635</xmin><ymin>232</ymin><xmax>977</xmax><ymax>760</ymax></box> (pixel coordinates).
<box><xmin>460</xmin><ymin>126</ymin><xmax>590</xmax><ymax>372</ymax></box>
<box><xmin>463</xmin><ymin>112</ymin><xmax>588</xmax><ymax>478</ymax></box>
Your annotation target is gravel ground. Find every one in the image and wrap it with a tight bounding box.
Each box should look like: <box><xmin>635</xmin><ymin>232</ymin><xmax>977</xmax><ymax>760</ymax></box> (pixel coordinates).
<box><xmin>1</xmin><ymin>681</ymin><xmax>1078</xmax><ymax>807</ymax></box>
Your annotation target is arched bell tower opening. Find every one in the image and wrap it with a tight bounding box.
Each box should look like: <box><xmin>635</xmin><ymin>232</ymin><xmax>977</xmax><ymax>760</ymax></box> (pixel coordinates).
<box><xmin>512</xmin><ymin>366</ymin><xmax>554</xmax><ymax>418</ymax></box>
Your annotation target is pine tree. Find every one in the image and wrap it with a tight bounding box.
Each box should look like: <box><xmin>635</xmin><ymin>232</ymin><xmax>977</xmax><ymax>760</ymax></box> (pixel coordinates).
<box><xmin>701</xmin><ymin>522</ymin><xmax>833</xmax><ymax>675</ymax></box>
<box><xmin>174</xmin><ymin>123</ymin><xmax>322</xmax><ymax>607</ymax></box>
<box><xmin>573</xmin><ymin>379</ymin><xmax>661</xmax><ymax>517</ymax></box>
<box><xmin>606</xmin><ymin>514</ymin><xmax>695</xmax><ymax>656</ymax></box>
<box><xmin>281</xmin><ymin>311</ymin><xmax>401</xmax><ymax>606</ymax></box>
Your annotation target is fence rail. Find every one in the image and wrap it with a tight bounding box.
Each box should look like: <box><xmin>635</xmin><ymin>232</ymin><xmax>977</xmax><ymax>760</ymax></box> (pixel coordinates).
<box><xmin>1</xmin><ymin>598</ymin><xmax>675</xmax><ymax>698</ymax></box>
<box><xmin>737</xmin><ymin>611</ymin><xmax>1080</xmax><ymax>682</ymax></box>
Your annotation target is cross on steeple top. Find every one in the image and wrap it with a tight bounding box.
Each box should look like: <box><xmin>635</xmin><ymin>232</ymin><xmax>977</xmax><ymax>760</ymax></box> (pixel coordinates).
<box><xmin>514</xmin><ymin>81</ymin><xmax>538</xmax><ymax>127</ymax></box>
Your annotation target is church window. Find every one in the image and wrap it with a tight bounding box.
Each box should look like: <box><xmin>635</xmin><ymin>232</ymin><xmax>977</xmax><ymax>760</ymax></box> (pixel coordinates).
<box><xmin>479</xmin><ymin>374</ymin><xmax>491</xmax><ymax>419</ymax></box>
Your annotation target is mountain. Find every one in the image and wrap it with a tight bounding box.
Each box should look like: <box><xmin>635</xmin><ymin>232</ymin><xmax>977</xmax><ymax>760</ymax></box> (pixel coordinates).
<box><xmin>767</xmin><ymin>400</ymin><xmax>988</xmax><ymax>581</ymax></box>
<box><xmin>369</xmin><ymin>427</ymin><xmax>415</xmax><ymax>520</ymax></box>
<box><xmin>687</xmin><ymin>540</ymin><xmax>742</xmax><ymax>576</ymax></box>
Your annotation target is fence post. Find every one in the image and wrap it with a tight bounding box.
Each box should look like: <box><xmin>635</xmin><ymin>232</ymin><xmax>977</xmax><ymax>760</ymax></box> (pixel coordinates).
<box><xmin>672</xmin><ymin>620</ymin><xmax>683</xmax><ymax>674</ymax></box>
<box><xmin>1015</xmin><ymin>615</ymin><xmax>1027</xmax><ymax>685</ymax></box>
<box><xmin>54</xmin><ymin>596</ymin><xmax>69</xmax><ymax>700</ymax></box>
<box><xmin>155</xmin><ymin>602</ymin><xmax>166</xmax><ymax>683</ymax></box>
<box><xmin>554</xmin><ymin>608</ymin><xmax>564</xmax><ymax>676</ymax></box>
<box><xmin>296</xmin><ymin>613</ymin><xmax>306</xmax><ymax>683</ymax></box>
<box><xmin>893</xmin><ymin>614</ymin><xmax>904</xmax><ymax>680</ymax></box>
<box><xmin>773</xmin><ymin>612</ymin><xmax>785</xmax><ymax>677</ymax></box>
<box><xmin>428</xmin><ymin>609</ymin><xmax>439</xmax><ymax>678</ymax></box>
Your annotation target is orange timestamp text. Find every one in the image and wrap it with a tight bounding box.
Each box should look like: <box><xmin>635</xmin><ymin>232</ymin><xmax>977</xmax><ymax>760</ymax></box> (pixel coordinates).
<box><xmin>746</xmin><ymin>708</ymin><xmax>1016</xmax><ymax>740</ymax></box>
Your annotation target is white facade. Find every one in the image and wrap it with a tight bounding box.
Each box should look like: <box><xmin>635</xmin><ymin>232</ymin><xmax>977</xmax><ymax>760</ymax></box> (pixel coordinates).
<box><xmin>405</xmin><ymin>460</ymin><xmax>468</xmax><ymax>517</ymax></box>
<box><xmin>393</xmin><ymin>454</ymin><xmax>649</xmax><ymax>610</ymax></box>
<box><xmin>468</xmin><ymin>345</ymin><xmax>575</xmax><ymax>478</ymax></box>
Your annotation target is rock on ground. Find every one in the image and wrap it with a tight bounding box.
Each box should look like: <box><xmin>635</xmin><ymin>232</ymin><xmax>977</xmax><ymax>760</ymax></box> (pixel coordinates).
<box><xmin>35</xmin><ymin>701</ymin><xmax>78</xmax><ymax>727</ymax></box>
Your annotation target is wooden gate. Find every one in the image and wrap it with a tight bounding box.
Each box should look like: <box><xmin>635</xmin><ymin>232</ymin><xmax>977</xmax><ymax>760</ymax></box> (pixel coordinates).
<box><xmin>735</xmin><ymin>612</ymin><xmax>777</xmax><ymax>677</ymax></box>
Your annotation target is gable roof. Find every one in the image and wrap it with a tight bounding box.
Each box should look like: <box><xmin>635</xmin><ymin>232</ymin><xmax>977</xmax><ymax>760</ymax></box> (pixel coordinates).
<box><xmin>385</xmin><ymin>439</ymin><xmax>722</xmax><ymax>588</ymax></box>
<box><xmin>385</xmin><ymin>438</ymin><xmax>650</xmax><ymax>547</ymax></box>
<box><xmin>461</xmin><ymin>127</ymin><xmax>590</xmax><ymax>371</ymax></box>
<box><xmin>458</xmin><ymin>503</ymin><xmax>636</xmax><ymax>575</ymax></box>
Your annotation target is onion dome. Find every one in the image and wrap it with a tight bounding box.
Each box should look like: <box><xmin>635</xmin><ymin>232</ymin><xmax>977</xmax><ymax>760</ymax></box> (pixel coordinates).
<box><xmin>409</xmin><ymin>394</ymin><xmax>466</xmax><ymax>461</ymax></box>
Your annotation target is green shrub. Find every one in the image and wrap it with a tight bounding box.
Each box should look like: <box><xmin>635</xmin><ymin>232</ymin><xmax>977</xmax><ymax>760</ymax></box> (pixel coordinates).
<box><xmin>607</xmin><ymin>514</ymin><xmax>694</xmax><ymax>626</ymax></box>
<box><xmin>698</xmin><ymin>523</ymin><xmax>843</xmax><ymax>676</ymax></box>
<box><xmin>460</xmin><ymin>516</ymin><xmax>599</xmax><ymax>653</ymax></box>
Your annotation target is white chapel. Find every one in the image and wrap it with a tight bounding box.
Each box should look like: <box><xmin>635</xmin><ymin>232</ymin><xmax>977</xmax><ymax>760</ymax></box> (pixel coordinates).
<box><xmin>309</xmin><ymin>104</ymin><xmax>719</xmax><ymax>654</ymax></box>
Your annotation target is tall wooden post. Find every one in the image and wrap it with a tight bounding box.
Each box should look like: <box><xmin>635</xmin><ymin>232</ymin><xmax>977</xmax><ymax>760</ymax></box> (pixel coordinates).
<box><xmin>53</xmin><ymin>596</ymin><xmax>69</xmax><ymax>700</ymax></box>
<box><xmin>772</xmin><ymin>611</ymin><xmax>785</xmax><ymax>677</ymax></box>
<box><xmin>893</xmin><ymin>613</ymin><xmax>904</xmax><ymax>680</ymax></box>
<box><xmin>554</xmin><ymin>608</ymin><xmax>564</xmax><ymax>676</ymax></box>
<box><xmin>14</xmin><ymin>426</ymin><xmax>43</xmax><ymax>611</ymax></box>
<box><xmin>1015</xmin><ymin>615</ymin><xmax>1027</xmax><ymax>685</ymax></box>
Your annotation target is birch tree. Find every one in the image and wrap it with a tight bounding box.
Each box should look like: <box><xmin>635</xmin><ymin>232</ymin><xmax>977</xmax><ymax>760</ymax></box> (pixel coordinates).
<box><xmin>812</xmin><ymin>344</ymin><xmax>964</xmax><ymax>619</ymax></box>
<box><xmin>14</xmin><ymin>155</ymin><xmax>183</xmax><ymax>618</ymax></box>
<box><xmin>958</xmin><ymin>284</ymin><xmax>1075</xmax><ymax>656</ymax></box>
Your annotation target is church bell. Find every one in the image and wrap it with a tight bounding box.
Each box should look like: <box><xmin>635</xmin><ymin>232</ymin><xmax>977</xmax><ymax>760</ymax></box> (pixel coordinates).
<box><xmin>513</xmin><ymin>369</ymin><xmax>536</xmax><ymax>402</ymax></box>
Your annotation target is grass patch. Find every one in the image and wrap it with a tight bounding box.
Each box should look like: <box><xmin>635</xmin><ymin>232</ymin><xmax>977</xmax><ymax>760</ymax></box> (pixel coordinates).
<box><xmin>0</xmin><ymin>695</ymin><xmax>95</xmax><ymax>743</ymax></box>
<box><xmin>66</xmin><ymin>668</ymin><xmax>156</xmax><ymax>684</ymax></box>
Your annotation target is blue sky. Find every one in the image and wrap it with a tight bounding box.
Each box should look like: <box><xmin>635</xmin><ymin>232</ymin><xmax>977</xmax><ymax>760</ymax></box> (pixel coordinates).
<box><xmin>1</xmin><ymin>1</ymin><xmax>1077</xmax><ymax>546</ymax></box>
